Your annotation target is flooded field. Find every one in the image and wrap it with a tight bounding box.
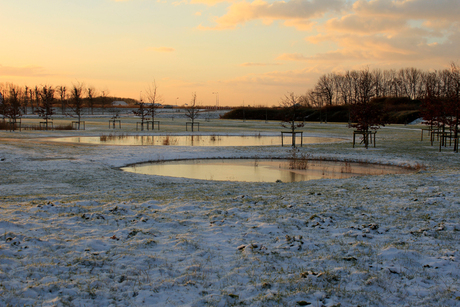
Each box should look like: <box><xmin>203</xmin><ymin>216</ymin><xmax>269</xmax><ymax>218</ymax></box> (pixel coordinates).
<box><xmin>121</xmin><ymin>158</ymin><xmax>414</xmax><ymax>182</ymax></box>
<box><xmin>50</xmin><ymin>134</ymin><xmax>343</xmax><ymax>146</ymax></box>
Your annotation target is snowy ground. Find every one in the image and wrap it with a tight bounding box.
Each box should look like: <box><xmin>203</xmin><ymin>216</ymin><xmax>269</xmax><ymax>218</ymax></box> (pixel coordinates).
<box><xmin>1</xmin><ymin>117</ymin><xmax>460</xmax><ymax>306</ymax></box>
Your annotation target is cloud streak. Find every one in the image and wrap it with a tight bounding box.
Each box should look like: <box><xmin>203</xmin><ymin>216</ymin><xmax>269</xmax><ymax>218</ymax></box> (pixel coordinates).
<box><xmin>240</xmin><ymin>62</ymin><xmax>281</xmax><ymax>67</ymax></box>
<box><xmin>0</xmin><ymin>65</ymin><xmax>49</xmax><ymax>77</ymax></box>
<box><xmin>210</xmin><ymin>0</ymin><xmax>345</xmax><ymax>29</ymax></box>
<box><xmin>354</xmin><ymin>0</ymin><xmax>460</xmax><ymax>21</ymax></box>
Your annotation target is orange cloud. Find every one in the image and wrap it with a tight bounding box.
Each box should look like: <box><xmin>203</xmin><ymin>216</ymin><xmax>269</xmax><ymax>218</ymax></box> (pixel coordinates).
<box><xmin>276</xmin><ymin>53</ymin><xmax>309</xmax><ymax>61</ymax></box>
<box><xmin>354</xmin><ymin>0</ymin><xmax>460</xmax><ymax>21</ymax></box>
<box><xmin>211</xmin><ymin>0</ymin><xmax>345</xmax><ymax>30</ymax></box>
<box><xmin>0</xmin><ymin>65</ymin><xmax>49</xmax><ymax>77</ymax></box>
<box><xmin>325</xmin><ymin>14</ymin><xmax>407</xmax><ymax>35</ymax></box>
<box><xmin>190</xmin><ymin>0</ymin><xmax>235</xmax><ymax>5</ymax></box>
<box><xmin>240</xmin><ymin>62</ymin><xmax>281</xmax><ymax>67</ymax></box>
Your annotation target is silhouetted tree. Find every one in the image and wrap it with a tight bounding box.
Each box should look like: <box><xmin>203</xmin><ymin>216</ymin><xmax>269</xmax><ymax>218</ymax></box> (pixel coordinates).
<box><xmin>33</xmin><ymin>86</ymin><xmax>40</xmax><ymax>114</ymax></box>
<box><xmin>69</xmin><ymin>83</ymin><xmax>85</xmax><ymax>130</ymax></box>
<box><xmin>100</xmin><ymin>89</ymin><xmax>111</xmax><ymax>115</ymax></box>
<box><xmin>86</xmin><ymin>86</ymin><xmax>97</xmax><ymax>115</ymax></box>
<box><xmin>22</xmin><ymin>86</ymin><xmax>29</xmax><ymax>115</ymax></box>
<box><xmin>57</xmin><ymin>86</ymin><xmax>67</xmax><ymax>115</ymax></box>
<box><xmin>185</xmin><ymin>93</ymin><xmax>200</xmax><ymax>131</ymax></box>
<box><xmin>349</xmin><ymin>70</ymin><xmax>384</xmax><ymax>148</ymax></box>
<box><xmin>350</xmin><ymin>100</ymin><xmax>386</xmax><ymax>149</ymax></box>
<box><xmin>4</xmin><ymin>86</ymin><xmax>22</xmax><ymax>130</ymax></box>
<box><xmin>37</xmin><ymin>85</ymin><xmax>55</xmax><ymax>130</ymax></box>
<box><xmin>145</xmin><ymin>81</ymin><xmax>162</xmax><ymax>126</ymax></box>
<box><xmin>133</xmin><ymin>93</ymin><xmax>149</xmax><ymax>131</ymax></box>
<box><xmin>280</xmin><ymin>92</ymin><xmax>304</xmax><ymax>147</ymax></box>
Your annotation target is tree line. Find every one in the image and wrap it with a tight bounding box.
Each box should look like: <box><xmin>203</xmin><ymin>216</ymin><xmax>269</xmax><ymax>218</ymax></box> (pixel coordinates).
<box><xmin>300</xmin><ymin>64</ymin><xmax>460</xmax><ymax>109</ymax></box>
<box><xmin>0</xmin><ymin>82</ymin><xmax>117</xmax><ymax>119</ymax></box>
<box><xmin>300</xmin><ymin>63</ymin><xmax>460</xmax><ymax>148</ymax></box>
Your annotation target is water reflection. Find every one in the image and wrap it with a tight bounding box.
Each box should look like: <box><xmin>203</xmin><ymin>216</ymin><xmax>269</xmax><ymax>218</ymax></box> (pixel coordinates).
<box><xmin>51</xmin><ymin>135</ymin><xmax>342</xmax><ymax>146</ymax></box>
<box><xmin>121</xmin><ymin>159</ymin><xmax>414</xmax><ymax>182</ymax></box>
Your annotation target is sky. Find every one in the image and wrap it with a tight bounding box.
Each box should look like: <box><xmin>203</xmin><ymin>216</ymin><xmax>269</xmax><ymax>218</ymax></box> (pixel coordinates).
<box><xmin>1</xmin><ymin>0</ymin><xmax>459</xmax><ymax>107</ymax></box>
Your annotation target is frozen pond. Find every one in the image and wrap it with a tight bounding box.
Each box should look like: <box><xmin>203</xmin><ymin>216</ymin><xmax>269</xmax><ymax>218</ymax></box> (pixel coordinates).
<box><xmin>121</xmin><ymin>159</ymin><xmax>414</xmax><ymax>182</ymax></box>
<box><xmin>50</xmin><ymin>134</ymin><xmax>342</xmax><ymax>146</ymax></box>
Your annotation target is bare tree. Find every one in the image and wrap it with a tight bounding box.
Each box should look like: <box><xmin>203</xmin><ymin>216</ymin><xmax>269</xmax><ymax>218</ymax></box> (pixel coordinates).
<box><xmin>33</xmin><ymin>86</ymin><xmax>40</xmax><ymax>114</ymax></box>
<box><xmin>280</xmin><ymin>92</ymin><xmax>304</xmax><ymax>147</ymax></box>
<box><xmin>69</xmin><ymin>83</ymin><xmax>85</xmax><ymax>130</ymax></box>
<box><xmin>86</xmin><ymin>86</ymin><xmax>97</xmax><ymax>115</ymax></box>
<box><xmin>372</xmin><ymin>69</ymin><xmax>384</xmax><ymax>98</ymax></box>
<box><xmin>447</xmin><ymin>63</ymin><xmax>460</xmax><ymax>150</ymax></box>
<box><xmin>184</xmin><ymin>92</ymin><xmax>200</xmax><ymax>131</ymax></box>
<box><xmin>22</xmin><ymin>86</ymin><xmax>29</xmax><ymax>115</ymax></box>
<box><xmin>356</xmin><ymin>68</ymin><xmax>375</xmax><ymax>105</ymax></box>
<box><xmin>37</xmin><ymin>85</ymin><xmax>55</xmax><ymax>129</ymax></box>
<box><xmin>133</xmin><ymin>93</ymin><xmax>149</xmax><ymax>131</ymax></box>
<box><xmin>144</xmin><ymin>81</ymin><xmax>161</xmax><ymax>128</ymax></box>
<box><xmin>298</xmin><ymin>92</ymin><xmax>312</xmax><ymax>108</ymax></box>
<box><xmin>0</xmin><ymin>89</ymin><xmax>4</xmax><ymax>121</ymax></box>
<box><xmin>4</xmin><ymin>85</ymin><xmax>23</xmax><ymax>130</ymax></box>
<box><xmin>57</xmin><ymin>86</ymin><xmax>67</xmax><ymax>115</ymax></box>
<box><xmin>336</xmin><ymin>71</ymin><xmax>353</xmax><ymax>105</ymax></box>
<box><xmin>100</xmin><ymin>89</ymin><xmax>111</xmax><ymax>115</ymax></box>
<box><xmin>315</xmin><ymin>74</ymin><xmax>335</xmax><ymax>122</ymax></box>
<box><xmin>349</xmin><ymin>69</ymin><xmax>384</xmax><ymax>148</ymax></box>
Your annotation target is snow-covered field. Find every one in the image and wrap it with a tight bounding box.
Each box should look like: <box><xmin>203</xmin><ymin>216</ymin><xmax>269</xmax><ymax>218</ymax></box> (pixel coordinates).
<box><xmin>1</xmin><ymin>117</ymin><xmax>459</xmax><ymax>306</ymax></box>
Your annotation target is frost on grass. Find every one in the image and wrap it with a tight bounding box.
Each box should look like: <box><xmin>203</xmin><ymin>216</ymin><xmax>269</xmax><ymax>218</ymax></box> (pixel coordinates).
<box><xmin>1</xmin><ymin>124</ymin><xmax>460</xmax><ymax>306</ymax></box>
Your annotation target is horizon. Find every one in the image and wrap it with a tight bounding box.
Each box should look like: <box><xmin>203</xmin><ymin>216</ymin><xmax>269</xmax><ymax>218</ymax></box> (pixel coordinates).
<box><xmin>1</xmin><ymin>0</ymin><xmax>459</xmax><ymax>106</ymax></box>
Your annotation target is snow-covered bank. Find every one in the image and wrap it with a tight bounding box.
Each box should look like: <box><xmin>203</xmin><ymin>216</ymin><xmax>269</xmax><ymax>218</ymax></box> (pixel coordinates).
<box><xmin>1</xmin><ymin>119</ymin><xmax>459</xmax><ymax>306</ymax></box>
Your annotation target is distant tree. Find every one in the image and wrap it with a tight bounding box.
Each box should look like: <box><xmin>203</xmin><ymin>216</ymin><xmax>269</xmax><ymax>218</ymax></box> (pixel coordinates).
<box><xmin>100</xmin><ymin>89</ymin><xmax>111</xmax><ymax>115</ymax></box>
<box><xmin>37</xmin><ymin>85</ymin><xmax>55</xmax><ymax>129</ymax></box>
<box><xmin>184</xmin><ymin>92</ymin><xmax>200</xmax><ymax>131</ymax></box>
<box><xmin>0</xmin><ymin>89</ymin><xmax>4</xmax><ymax>121</ymax></box>
<box><xmin>446</xmin><ymin>63</ymin><xmax>460</xmax><ymax>149</ymax></box>
<box><xmin>57</xmin><ymin>86</ymin><xmax>67</xmax><ymax>115</ymax></box>
<box><xmin>69</xmin><ymin>83</ymin><xmax>85</xmax><ymax>130</ymax></box>
<box><xmin>133</xmin><ymin>93</ymin><xmax>149</xmax><ymax>131</ymax></box>
<box><xmin>33</xmin><ymin>86</ymin><xmax>40</xmax><ymax>114</ymax></box>
<box><xmin>350</xmin><ymin>100</ymin><xmax>386</xmax><ymax>148</ymax></box>
<box><xmin>0</xmin><ymin>85</ymin><xmax>4</xmax><ymax>117</ymax></box>
<box><xmin>22</xmin><ymin>86</ymin><xmax>29</xmax><ymax>115</ymax></box>
<box><xmin>336</xmin><ymin>71</ymin><xmax>353</xmax><ymax>106</ymax></box>
<box><xmin>298</xmin><ymin>91</ymin><xmax>312</xmax><ymax>108</ymax></box>
<box><xmin>86</xmin><ymin>86</ymin><xmax>97</xmax><ymax>115</ymax></box>
<box><xmin>26</xmin><ymin>87</ymin><xmax>34</xmax><ymax>114</ymax></box>
<box><xmin>145</xmin><ymin>81</ymin><xmax>161</xmax><ymax>126</ymax></box>
<box><xmin>315</xmin><ymin>74</ymin><xmax>335</xmax><ymax>122</ymax></box>
<box><xmin>4</xmin><ymin>86</ymin><xmax>23</xmax><ymax>130</ymax></box>
<box><xmin>421</xmin><ymin>71</ymin><xmax>449</xmax><ymax>131</ymax></box>
<box><xmin>349</xmin><ymin>69</ymin><xmax>385</xmax><ymax>148</ymax></box>
<box><xmin>280</xmin><ymin>92</ymin><xmax>304</xmax><ymax>147</ymax></box>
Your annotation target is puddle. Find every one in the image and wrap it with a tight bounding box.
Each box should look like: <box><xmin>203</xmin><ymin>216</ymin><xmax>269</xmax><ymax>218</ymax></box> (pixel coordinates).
<box><xmin>50</xmin><ymin>135</ymin><xmax>342</xmax><ymax>146</ymax></box>
<box><xmin>121</xmin><ymin>159</ymin><xmax>414</xmax><ymax>182</ymax></box>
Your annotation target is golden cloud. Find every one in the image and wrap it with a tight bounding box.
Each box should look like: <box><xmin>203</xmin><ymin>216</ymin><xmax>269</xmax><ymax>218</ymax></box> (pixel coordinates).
<box><xmin>0</xmin><ymin>65</ymin><xmax>49</xmax><ymax>77</ymax></box>
<box><xmin>325</xmin><ymin>14</ymin><xmax>407</xmax><ymax>35</ymax></box>
<box><xmin>211</xmin><ymin>0</ymin><xmax>345</xmax><ymax>29</ymax></box>
<box><xmin>276</xmin><ymin>53</ymin><xmax>309</xmax><ymax>61</ymax></box>
<box><xmin>240</xmin><ymin>62</ymin><xmax>281</xmax><ymax>67</ymax></box>
<box><xmin>354</xmin><ymin>0</ymin><xmax>460</xmax><ymax>22</ymax></box>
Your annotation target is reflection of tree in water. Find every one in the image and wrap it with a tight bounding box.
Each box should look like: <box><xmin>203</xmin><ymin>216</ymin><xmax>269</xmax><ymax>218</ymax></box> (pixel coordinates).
<box><xmin>288</xmin><ymin>148</ymin><xmax>310</xmax><ymax>170</ymax></box>
<box><xmin>100</xmin><ymin>133</ymin><xmax>128</xmax><ymax>142</ymax></box>
<box><xmin>340</xmin><ymin>161</ymin><xmax>352</xmax><ymax>174</ymax></box>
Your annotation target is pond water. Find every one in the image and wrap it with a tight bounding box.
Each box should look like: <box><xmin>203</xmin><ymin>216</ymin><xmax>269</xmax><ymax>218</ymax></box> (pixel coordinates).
<box><xmin>51</xmin><ymin>135</ymin><xmax>342</xmax><ymax>146</ymax></box>
<box><xmin>121</xmin><ymin>159</ymin><xmax>414</xmax><ymax>182</ymax></box>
